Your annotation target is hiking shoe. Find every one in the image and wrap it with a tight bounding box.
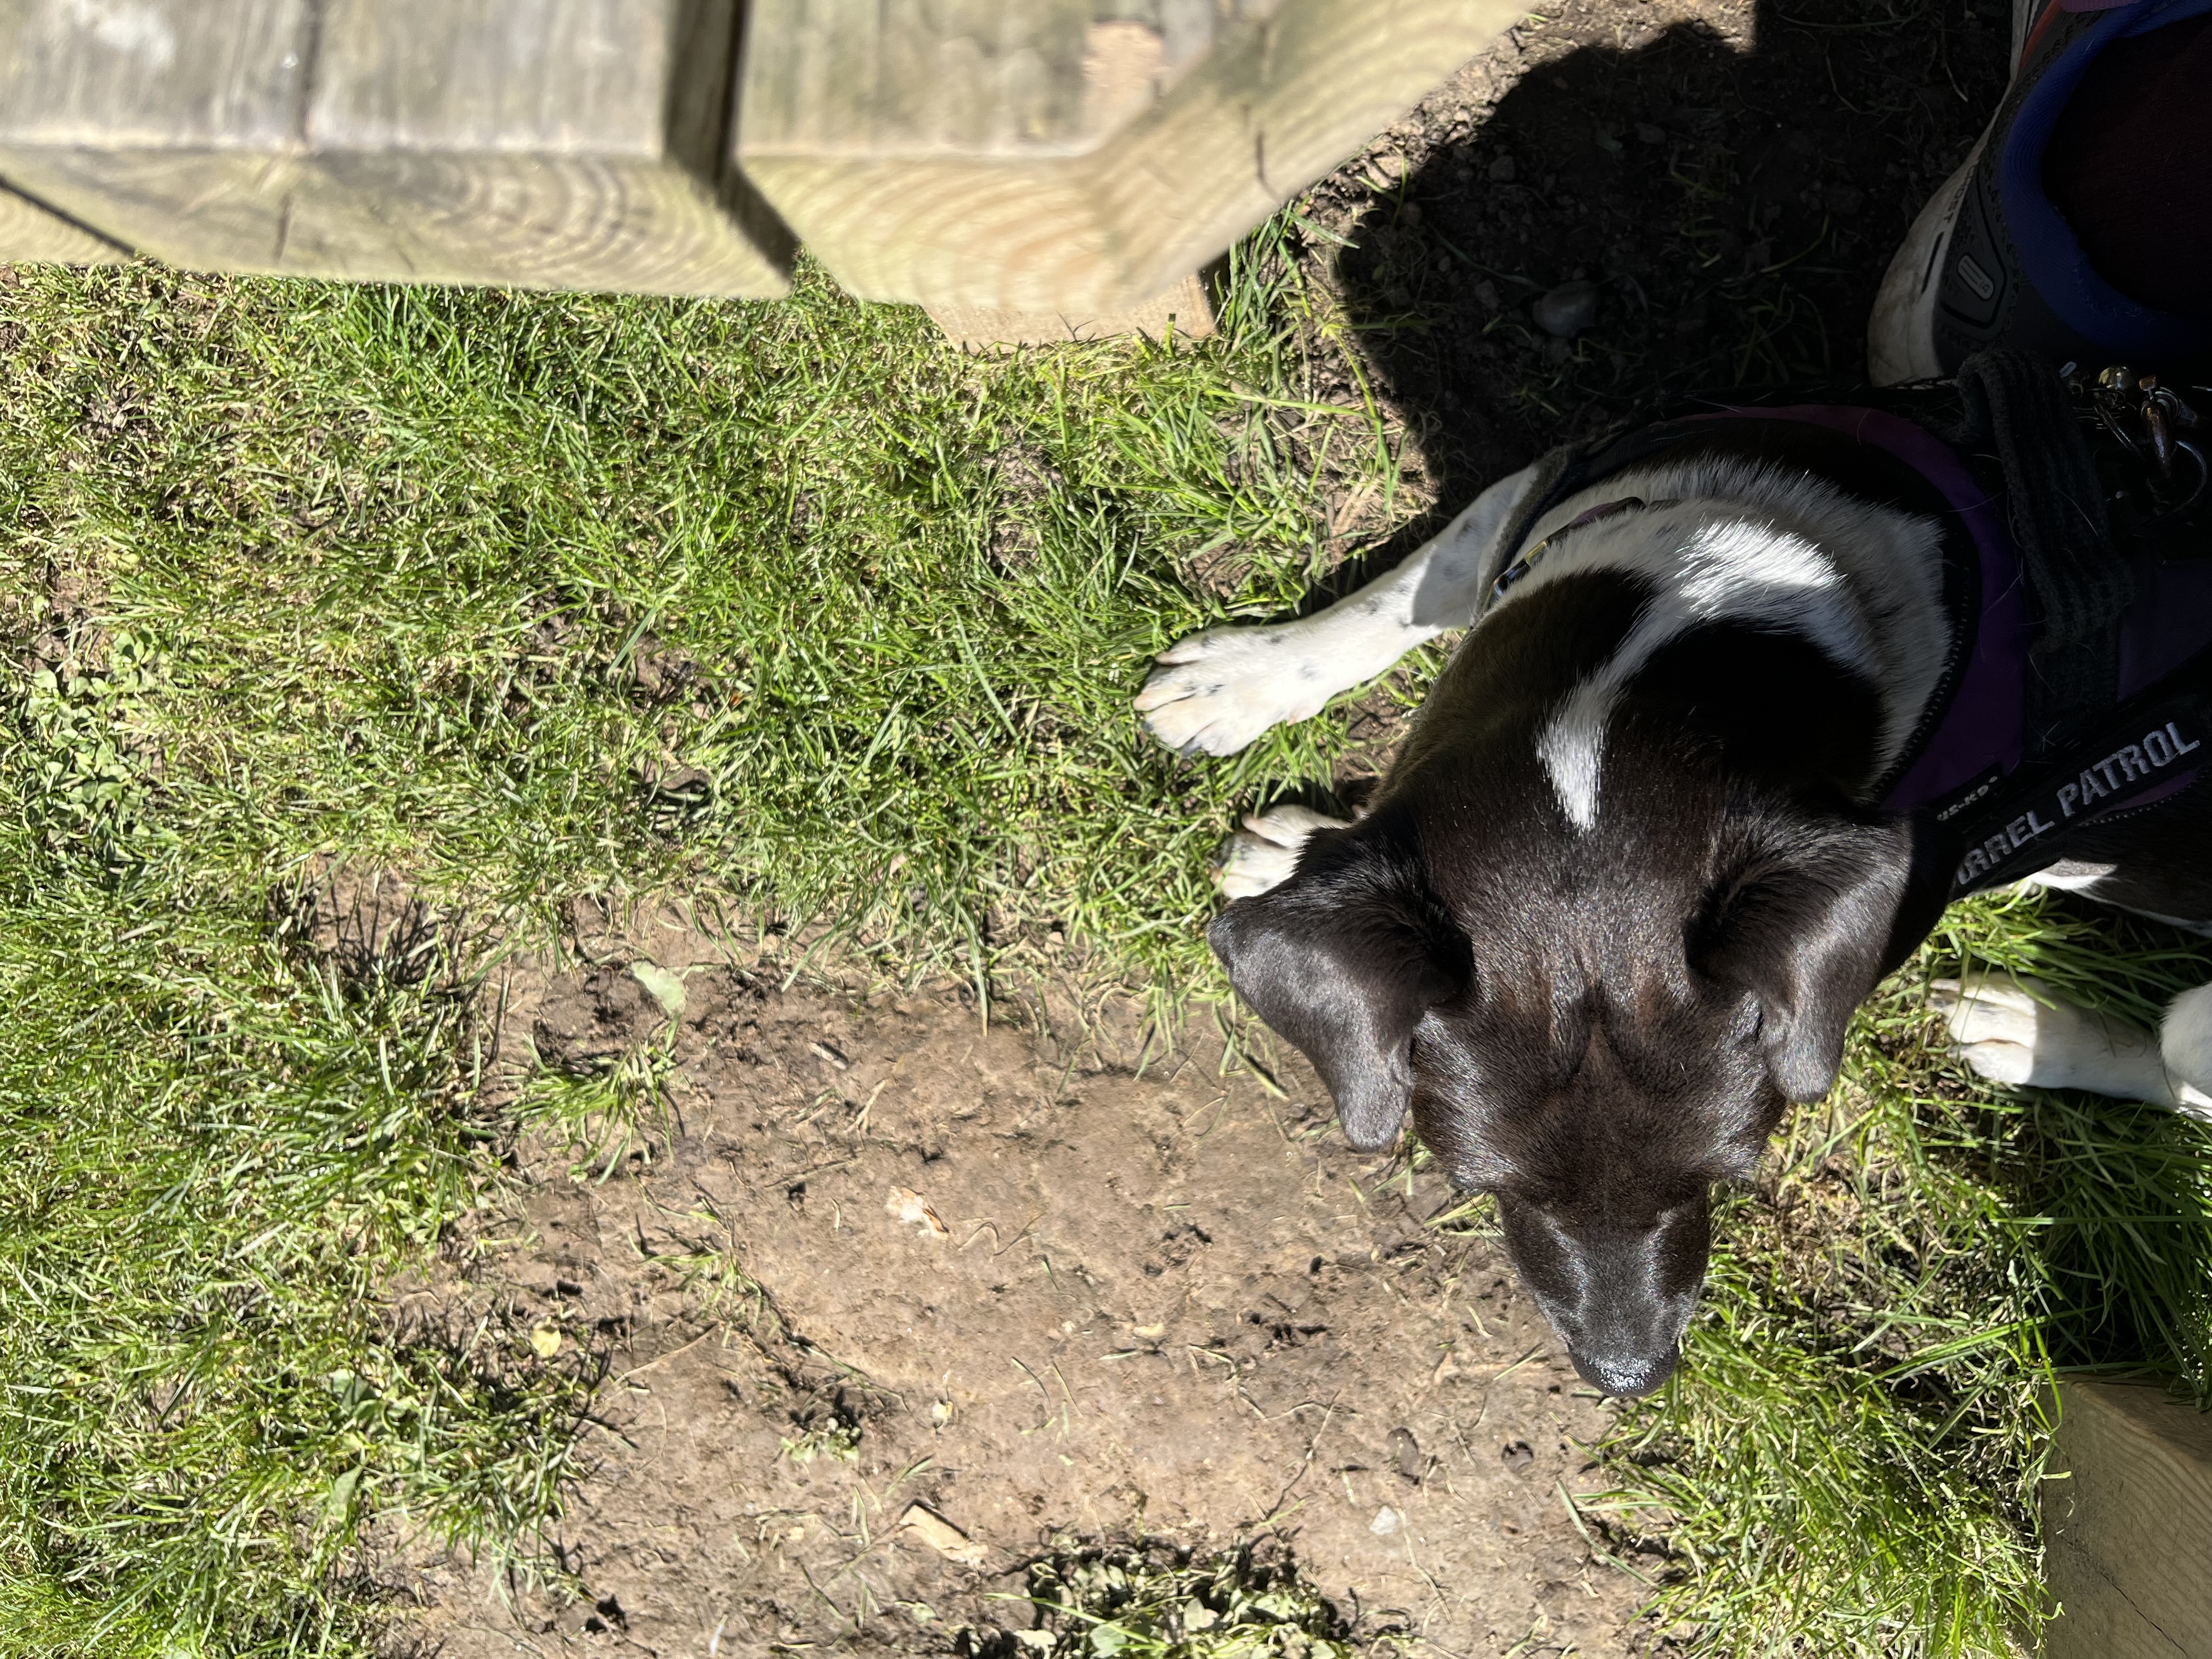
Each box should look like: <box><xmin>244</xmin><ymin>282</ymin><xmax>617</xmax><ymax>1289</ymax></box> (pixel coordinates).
<box><xmin>1868</xmin><ymin>0</ymin><xmax>2212</xmax><ymax>385</ymax></box>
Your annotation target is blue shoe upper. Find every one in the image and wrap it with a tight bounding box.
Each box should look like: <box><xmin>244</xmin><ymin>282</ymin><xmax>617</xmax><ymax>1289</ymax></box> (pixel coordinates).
<box><xmin>2000</xmin><ymin>0</ymin><xmax>2212</xmax><ymax>362</ymax></box>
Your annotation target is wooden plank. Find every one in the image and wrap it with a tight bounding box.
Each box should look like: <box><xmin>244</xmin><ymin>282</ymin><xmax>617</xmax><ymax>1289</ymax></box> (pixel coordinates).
<box><xmin>300</xmin><ymin>0</ymin><xmax>791</xmax><ymax>295</ymax></box>
<box><xmin>737</xmin><ymin>0</ymin><xmax>1522</xmax><ymax>313</ymax></box>
<box><xmin>2045</xmin><ymin>1380</ymin><xmax>2212</xmax><ymax>1658</ymax></box>
<box><xmin>0</xmin><ymin>182</ymin><xmax>129</xmax><ymax>264</ymax></box>
<box><xmin>0</xmin><ymin>1</ymin><xmax>791</xmax><ymax>295</ymax></box>
<box><xmin>0</xmin><ymin>0</ymin><xmax>314</xmax><ymax>272</ymax></box>
<box><xmin>928</xmin><ymin>269</ymin><xmax>1214</xmax><ymax>349</ymax></box>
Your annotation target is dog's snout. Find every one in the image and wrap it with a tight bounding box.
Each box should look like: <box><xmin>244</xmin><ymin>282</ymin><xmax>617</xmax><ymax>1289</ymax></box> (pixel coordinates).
<box><xmin>1568</xmin><ymin>1342</ymin><xmax>1680</xmax><ymax>1398</ymax></box>
<box><xmin>1498</xmin><ymin>1195</ymin><xmax>1710</xmax><ymax>1396</ymax></box>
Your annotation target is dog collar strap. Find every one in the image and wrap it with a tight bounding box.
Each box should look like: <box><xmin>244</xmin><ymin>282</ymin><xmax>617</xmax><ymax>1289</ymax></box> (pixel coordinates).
<box><xmin>1486</xmin><ymin>495</ymin><xmax>1681</xmax><ymax>611</ymax></box>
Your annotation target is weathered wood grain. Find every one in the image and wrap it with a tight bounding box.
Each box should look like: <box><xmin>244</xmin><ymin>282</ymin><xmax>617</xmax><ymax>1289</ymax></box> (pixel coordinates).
<box><xmin>0</xmin><ymin>0</ymin><xmax>315</xmax><ymax>272</ymax></box>
<box><xmin>737</xmin><ymin>0</ymin><xmax>1521</xmax><ymax>313</ymax></box>
<box><xmin>2045</xmin><ymin>1380</ymin><xmax>2212</xmax><ymax>1658</ymax></box>
<box><xmin>0</xmin><ymin>181</ymin><xmax>129</xmax><ymax>264</ymax></box>
<box><xmin>928</xmin><ymin>268</ymin><xmax>1214</xmax><ymax>349</ymax></box>
<box><xmin>0</xmin><ymin>0</ymin><xmax>791</xmax><ymax>295</ymax></box>
<box><xmin>301</xmin><ymin>0</ymin><xmax>791</xmax><ymax>295</ymax></box>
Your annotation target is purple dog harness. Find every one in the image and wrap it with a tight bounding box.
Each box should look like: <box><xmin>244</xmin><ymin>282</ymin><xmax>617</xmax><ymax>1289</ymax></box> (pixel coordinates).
<box><xmin>1503</xmin><ymin>388</ymin><xmax>2212</xmax><ymax>898</ymax></box>
<box><xmin>1733</xmin><ymin>406</ymin><xmax>2212</xmax><ymax>894</ymax></box>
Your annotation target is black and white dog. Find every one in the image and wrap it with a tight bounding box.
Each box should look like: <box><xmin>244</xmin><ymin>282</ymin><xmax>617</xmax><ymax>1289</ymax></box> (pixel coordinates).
<box><xmin>1136</xmin><ymin>386</ymin><xmax>2212</xmax><ymax>1396</ymax></box>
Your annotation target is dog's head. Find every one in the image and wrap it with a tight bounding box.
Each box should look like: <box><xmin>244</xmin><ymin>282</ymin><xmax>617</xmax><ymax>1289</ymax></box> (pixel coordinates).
<box><xmin>1211</xmin><ymin>598</ymin><xmax>1925</xmax><ymax>1394</ymax></box>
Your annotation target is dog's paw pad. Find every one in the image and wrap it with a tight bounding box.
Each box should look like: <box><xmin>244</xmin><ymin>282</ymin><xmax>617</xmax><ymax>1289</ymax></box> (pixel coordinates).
<box><xmin>1931</xmin><ymin>975</ymin><xmax>2044</xmax><ymax>1053</ymax></box>
<box><xmin>1135</xmin><ymin>627</ymin><xmax>1328</xmax><ymax>757</ymax></box>
<box><xmin>1215</xmin><ymin>831</ymin><xmax>1301</xmax><ymax>899</ymax></box>
<box><xmin>1955</xmin><ymin>1039</ymin><xmax>2038</xmax><ymax>1087</ymax></box>
<box><xmin>1239</xmin><ymin>804</ymin><xmax>1350</xmax><ymax>847</ymax></box>
<box><xmin>1214</xmin><ymin>805</ymin><xmax>1352</xmax><ymax>899</ymax></box>
<box><xmin>1933</xmin><ymin>972</ymin><xmax>2171</xmax><ymax>1101</ymax></box>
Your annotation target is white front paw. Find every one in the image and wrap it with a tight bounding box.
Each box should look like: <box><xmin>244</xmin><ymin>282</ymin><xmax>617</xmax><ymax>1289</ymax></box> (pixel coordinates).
<box><xmin>1134</xmin><ymin>625</ymin><xmax>1330</xmax><ymax>757</ymax></box>
<box><xmin>1215</xmin><ymin>804</ymin><xmax>1351</xmax><ymax>899</ymax></box>
<box><xmin>1930</xmin><ymin>973</ymin><xmax>2174</xmax><ymax>1104</ymax></box>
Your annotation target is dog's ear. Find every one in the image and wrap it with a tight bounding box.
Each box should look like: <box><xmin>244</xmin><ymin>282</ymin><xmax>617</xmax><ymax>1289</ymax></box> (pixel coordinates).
<box><xmin>1694</xmin><ymin>813</ymin><xmax>1914</xmax><ymax>1101</ymax></box>
<box><xmin>1208</xmin><ymin>823</ymin><xmax>1468</xmax><ymax>1150</ymax></box>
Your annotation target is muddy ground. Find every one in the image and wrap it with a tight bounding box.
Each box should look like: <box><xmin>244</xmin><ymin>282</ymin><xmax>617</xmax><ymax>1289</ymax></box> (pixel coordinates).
<box><xmin>379</xmin><ymin>0</ymin><xmax>2008</xmax><ymax>1651</ymax></box>
<box><xmin>382</xmin><ymin>906</ymin><xmax>1662</xmax><ymax>1657</ymax></box>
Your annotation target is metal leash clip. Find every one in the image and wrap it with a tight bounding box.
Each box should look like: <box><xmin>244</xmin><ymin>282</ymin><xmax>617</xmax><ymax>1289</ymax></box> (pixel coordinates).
<box><xmin>2069</xmin><ymin>363</ymin><xmax>2210</xmax><ymax>533</ymax></box>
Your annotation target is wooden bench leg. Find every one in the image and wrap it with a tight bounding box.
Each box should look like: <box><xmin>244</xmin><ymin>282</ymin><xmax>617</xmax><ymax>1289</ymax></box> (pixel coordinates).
<box><xmin>0</xmin><ymin>0</ymin><xmax>792</xmax><ymax>297</ymax></box>
<box><xmin>738</xmin><ymin>0</ymin><xmax>1521</xmax><ymax>314</ymax></box>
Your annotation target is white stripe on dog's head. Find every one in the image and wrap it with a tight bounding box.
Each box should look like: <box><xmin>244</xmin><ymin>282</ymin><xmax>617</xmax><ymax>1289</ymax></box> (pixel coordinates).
<box><xmin>1537</xmin><ymin>681</ymin><xmax>1612</xmax><ymax>830</ymax></box>
<box><xmin>1497</xmin><ymin>476</ymin><xmax>1889</xmax><ymax>831</ymax></box>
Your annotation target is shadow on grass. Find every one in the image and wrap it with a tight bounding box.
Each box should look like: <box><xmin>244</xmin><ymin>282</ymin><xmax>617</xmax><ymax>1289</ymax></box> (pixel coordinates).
<box><xmin>1316</xmin><ymin>0</ymin><xmax>2009</xmax><ymax>523</ymax></box>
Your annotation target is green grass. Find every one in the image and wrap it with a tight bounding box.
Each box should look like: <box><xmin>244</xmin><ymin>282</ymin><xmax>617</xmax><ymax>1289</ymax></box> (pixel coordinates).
<box><xmin>0</xmin><ymin>806</ymin><xmax>595</xmax><ymax>1654</ymax></box>
<box><xmin>0</xmin><ymin>233</ymin><xmax>1415</xmax><ymax>1654</ymax></box>
<box><xmin>2</xmin><ymin>229</ymin><xmax>1405</xmax><ymax>991</ymax></box>
<box><xmin>1580</xmin><ymin>889</ymin><xmax>2212</xmax><ymax>1655</ymax></box>
<box><xmin>4</xmin><ymin>232</ymin><xmax>2212</xmax><ymax>1657</ymax></box>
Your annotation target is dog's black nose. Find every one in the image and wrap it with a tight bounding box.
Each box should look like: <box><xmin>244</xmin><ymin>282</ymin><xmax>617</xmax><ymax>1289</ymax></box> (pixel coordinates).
<box><xmin>1568</xmin><ymin>1345</ymin><xmax>1680</xmax><ymax>1398</ymax></box>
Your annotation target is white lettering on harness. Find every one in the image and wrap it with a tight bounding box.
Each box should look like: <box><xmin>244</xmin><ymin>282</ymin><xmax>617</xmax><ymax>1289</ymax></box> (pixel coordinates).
<box><xmin>1956</xmin><ymin>720</ymin><xmax>2203</xmax><ymax>889</ymax></box>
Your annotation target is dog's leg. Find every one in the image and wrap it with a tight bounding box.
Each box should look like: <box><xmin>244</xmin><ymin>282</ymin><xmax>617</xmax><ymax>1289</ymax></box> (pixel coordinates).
<box><xmin>1216</xmin><ymin>804</ymin><xmax>1352</xmax><ymax>899</ymax></box>
<box><xmin>1931</xmin><ymin>973</ymin><xmax>2212</xmax><ymax>1115</ymax></box>
<box><xmin>2018</xmin><ymin>863</ymin><xmax>2212</xmax><ymax>936</ymax></box>
<box><xmin>2163</xmin><ymin>984</ymin><xmax>2212</xmax><ymax>1113</ymax></box>
<box><xmin>1136</xmin><ymin>464</ymin><xmax>1537</xmax><ymax>756</ymax></box>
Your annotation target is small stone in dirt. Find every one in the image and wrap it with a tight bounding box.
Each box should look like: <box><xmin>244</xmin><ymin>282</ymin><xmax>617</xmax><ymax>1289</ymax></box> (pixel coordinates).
<box><xmin>1474</xmin><ymin>279</ymin><xmax>1500</xmax><ymax>311</ymax></box>
<box><xmin>899</xmin><ymin>1503</ymin><xmax>988</xmax><ymax>1565</ymax></box>
<box><xmin>1635</xmin><ymin>122</ymin><xmax>1666</xmax><ymax>144</ymax></box>
<box><xmin>1488</xmin><ymin>153</ymin><xmax>1516</xmax><ymax>182</ymax></box>
<box><xmin>1534</xmin><ymin>280</ymin><xmax>1600</xmax><ymax>338</ymax></box>
<box><xmin>1390</xmin><ymin>1425</ymin><xmax>1423</xmax><ymax>1483</ymax></box>
<box><xmin>1502</xmin><ymin>1440</ymin><xmax>1536</xmax><ymax>1472</ymax></box>
<box><xmin>628</xmin><ymin>960</ymin><xmax>687</xmax><ymax>1020</ymax></box>
<box><xmin>887</xmin><ymin>1186</ymin><xmax>950</xmax><ymax>1238</ymax></box>
<box><xmin>1369</xmin><ymin>1505</ymin><xmax>1402</xmax><ymax>1536</ymax></box>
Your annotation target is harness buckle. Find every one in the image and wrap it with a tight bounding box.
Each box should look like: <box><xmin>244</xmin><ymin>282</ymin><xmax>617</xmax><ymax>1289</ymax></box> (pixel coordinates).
<box><xmin>2074</xmin><ymin>364</ymin><xmax>2210</xmax><ymax>531</ymax></box>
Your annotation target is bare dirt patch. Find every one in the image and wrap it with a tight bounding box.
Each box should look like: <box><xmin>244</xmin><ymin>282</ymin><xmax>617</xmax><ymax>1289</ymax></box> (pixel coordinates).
<box><xmin>380</xmin><ymin>913</ymin><xmax>1663</xmax><ymax>1656</ymax></box>
<box><xmin>373</xmin><ymin>4</ymin><xmax>2013</xmax><ymax>1649</ymax></box>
